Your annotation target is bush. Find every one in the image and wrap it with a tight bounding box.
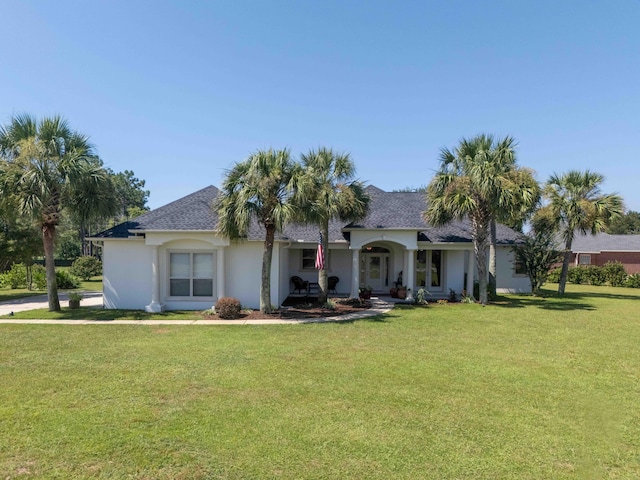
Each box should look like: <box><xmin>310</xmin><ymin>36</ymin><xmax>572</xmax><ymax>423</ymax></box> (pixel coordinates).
<box><xmin>30</xmin><ymin>264</ymin><xmax>47</xmax><ymax>290</ymax></box>
<box><xmin>602</xmin><ymin>261</ymin><xmax>627</xmax><ymax>287</ymax></box>
<box><xmin>546</xmin><ymin>267</ymin><xmax>562</xmax><ymax>283</ymax></box>
<box><xmin>626</xmin><ymin>274</ymin><xmax>640</xmax><ymax>288</ymax></box>
<box><xmin>215</xmin><ymin>297</ymin><xmax>242</xmax><ymax>319</ymax></box>
<box><xmin>70</xmin><ymin>256</ymin><xmax>103</xmax><ymax>281</ymax></box>
<box><xmin>56</xmin><ymin>269</ymin><xmax>81</xmax><ymax>289</ymax></box>
<box><xmin>585</xmin><ymin>266</ymin><xmax>606</xmax><ymax>286</ymax></box>
<box><xmin>0</xmin><ymin>263</ymin><xmax>28</xmax><ymax>289</ymax></box>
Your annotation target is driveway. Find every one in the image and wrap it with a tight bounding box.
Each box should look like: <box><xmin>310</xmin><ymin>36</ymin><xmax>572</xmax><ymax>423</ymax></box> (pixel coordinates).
<box><xmin>0</xmin><ymin>291</ymin><xmax>103</xmax><ymax>315</ymax></box>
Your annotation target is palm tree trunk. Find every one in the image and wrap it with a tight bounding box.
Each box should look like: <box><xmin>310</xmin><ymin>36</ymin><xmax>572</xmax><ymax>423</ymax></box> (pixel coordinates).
<box><xmin>473</xmin><ymin>217</ymin><xmax>490</xmax><ymax>305</ymax></box>
<box><xmin>488</xmin><ymin>218</ymin><xmax>497</xmax><ymax>299</ymax></box>
<box><xmin>558</xmin><ymin>239</ymin><xmax>572</xmax><ymax>295</ymax></box>
<box><xmin>260</xmin><ymin>224</ymin><xmax>275</xmax><ymax>313</ymax></box>
<box><xmin>317</xmin><ymin>222</ymin><xmax>329</xmax><ymax>304</ymax></box>
<box><xmin>42</xmin><ymin>223</ymin><xmax>61</xmax><ymax>311</ymax></box>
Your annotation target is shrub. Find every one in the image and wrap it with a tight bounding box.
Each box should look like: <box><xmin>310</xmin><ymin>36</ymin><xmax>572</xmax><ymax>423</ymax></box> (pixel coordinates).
<box><xmin>585</xmin><ymin>266</ymin><xmax>606</xmax><ymax>286</ymax></box>
<box><xmin>215</xmin><ymin>297</ymin><xmax>242</xmax><ymax>319</ymax></box>
<box><xmin>602</xmin><ymin>261</ymin><xmax>627</xmax><ymax>287</ymax></box>
<box><xmin>30</xmin><ymin>264</ymin><xmax>47</xmax><ymax>290</ymax></box>
<box><xmin>546</xmin><ymin>267</ymin><xmax>562</xmax><ymax>283</ymax></box>
<box><xmin>626</xmin><ymin>274</ymin><xmax>640</xmax><ymax>288</ymax></box>
<box><xmin>56</xmin><ymin>269</ymin><xmax>81</xmax><ymax>289</ymax></box>
<box><xmin>0</xmin><ymin>263</ymin><xmax>28</xmax><ymax>289</ymax></box>
<box><xmin>415</xmin><ymin>288</ymin><xmax>430</xmax><ymax>305</ymax></box>
<box><xmin>70</xmin><ymin>256</ymin><xmax>103</xmax><ymax>281</ymax></box>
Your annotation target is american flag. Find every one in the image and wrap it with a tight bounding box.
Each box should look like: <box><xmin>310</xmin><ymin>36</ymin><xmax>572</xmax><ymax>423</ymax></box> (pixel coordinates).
<box><xmin>315</xmin><ymin>233</ymin><xmax>325</xmax><ymax>270</ymax></box>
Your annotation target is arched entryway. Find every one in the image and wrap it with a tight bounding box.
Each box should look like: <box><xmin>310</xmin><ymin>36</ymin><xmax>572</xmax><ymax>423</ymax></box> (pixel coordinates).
<box><xmin>360</xmin><ymin>246</ymin><xmax>392</xmax><ymax>292</ymax></box>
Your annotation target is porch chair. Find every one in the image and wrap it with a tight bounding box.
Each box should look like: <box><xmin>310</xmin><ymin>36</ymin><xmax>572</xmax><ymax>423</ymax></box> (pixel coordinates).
<box><xmin>291</xmin><ymin>276</ymin><xmax>309</xmax><ymax>294</ymax></box>
<box><xmin>328</xmin><ymin>276</ymin><xmax>339</xmax><ymax>294</ymax></box>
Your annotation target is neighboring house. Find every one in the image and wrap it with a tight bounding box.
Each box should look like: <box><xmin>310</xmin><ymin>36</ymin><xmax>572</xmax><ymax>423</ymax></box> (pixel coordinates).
<box><xmin>570</xmin><ymin>232</ymin><xmax>640</xmax><ymax>274</ymax></box>
<box><xmin>91</xmin><ymin>185</ymin><xmax>531</xmax><ymax>311</ymax></box>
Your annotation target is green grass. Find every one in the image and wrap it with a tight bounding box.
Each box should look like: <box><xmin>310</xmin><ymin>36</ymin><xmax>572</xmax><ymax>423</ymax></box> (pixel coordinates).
<box><xmin>1</xmin><ymin>284</ymin><xmax>640</xmax><ymax>479</ymax></box>
<box><xmin>2</xmin><ymin>306</ymin><xmax>205</xmax><ymax>320</ymax></box>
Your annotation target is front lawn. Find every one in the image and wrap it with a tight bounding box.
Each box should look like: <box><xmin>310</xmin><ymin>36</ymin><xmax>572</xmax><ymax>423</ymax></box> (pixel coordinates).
<box><xmin>1</xmin><ymin>284</ymin><xmax>639</xmax><ymax>479</ymax></box>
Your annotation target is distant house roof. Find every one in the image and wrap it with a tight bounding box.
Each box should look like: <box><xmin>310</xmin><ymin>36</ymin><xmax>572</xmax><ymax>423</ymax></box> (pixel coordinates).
<box><xmin>92</xmin><ymin>184</ymin><xmax>521</xmax><ymax>244</ymax></box>
<box><xmin>571</xmin><ymin>232</ymin><xmax>640</xmax><ymax>253</ymax></box>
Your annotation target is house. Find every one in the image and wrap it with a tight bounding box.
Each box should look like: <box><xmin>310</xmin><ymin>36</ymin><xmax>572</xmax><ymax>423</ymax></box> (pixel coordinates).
<box><xmin>91</xmin><ymin>185</ymin><xmax>531</xmax><ymax>311</ymax></box>
<box><xmin>570</xmin><ymin>232</ymin><xmax>640</xmax><ymax>274</ymax></box>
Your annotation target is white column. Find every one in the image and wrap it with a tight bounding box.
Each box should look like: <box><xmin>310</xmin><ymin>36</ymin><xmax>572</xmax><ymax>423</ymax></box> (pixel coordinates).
<box><xmin>466</xmin><ymin>249</ymin><xmax>475</xmax><ymax>298</ymax></box>
<box><xmin>216</xmin><ymin>247</ymin><xmax>225</xmax><ymax>300</ymax></box>
<box><xmin>406</xmin><ymin>249</ymin><xmax>415</xmax><ymax>302</ymax></box>
<box><xmin>145</xmin><ymin>245</ymin><xmax>165</xmax><ymax>313</ymax></box>
<box><xmin>350</xmin><ymin>249</ymin><xmax>360</xmax><ymax>298</ymax></box>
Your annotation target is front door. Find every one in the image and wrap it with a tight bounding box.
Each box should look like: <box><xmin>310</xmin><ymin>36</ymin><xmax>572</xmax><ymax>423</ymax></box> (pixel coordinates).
<box><xmin>360</xmin><ymin>253</ymin><xmax>389</xmax><ymax>292</ymax></box>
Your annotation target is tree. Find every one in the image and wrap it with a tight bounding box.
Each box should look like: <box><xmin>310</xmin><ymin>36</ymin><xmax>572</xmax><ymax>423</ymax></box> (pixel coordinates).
<box><xmin>536</xmin><ymin>170</ymin><xmax>623</xmax><ymax>295</ymax></box>
<box><xmin>425</xmin><ymin>135</ymin><xmax>539</xmax><ymax>303</ymax></box>
<box><xmin>216</xmin><ymin>149</ymin><xmax>300</xmax><ymax>313</ymax></box>
<box><xmin>487</xmin><ymin>146</ymin><xmax>540</xmax><ymax>298</ymax></box>
<box><xmin>511</xmin><ymin>227</ymin><xmax>564</xmax><ymax>296</ymax></box>
<box><xmin>297</xmin><ymin>148</ymin><xmax>370</xmax><ymax>303</ymax></box>
<box><xmin>425</xmin><ymin>135</ymin><xmax>499</xmax><ymax>305</ymax></box>
<box><xmin>108</xmin><ymin>168</ymin><xmax>150</xmax><ymax>221</ymax></box>
<box><xmin>607</xmin><ymin>210</ymin><xmax>640</xmax><ymax>234</ymax></box>
<box><xmin>0</xmin><ymin>114</ymin><xmax>116</xmax><ymax>311</ymax></box>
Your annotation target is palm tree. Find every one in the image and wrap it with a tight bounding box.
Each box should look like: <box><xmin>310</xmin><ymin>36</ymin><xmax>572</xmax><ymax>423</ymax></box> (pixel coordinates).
<box><xmin>536</xmin><ymin>170</ymin><xmax>623</xmax><ymax>295</ymax></box>
<box><xmin>297</xmin><ymin>148</ymin><xmax>369</xmax><ymax>303</ymax></box>
<box><xmin>0</xmin><ymin>114</ymin><xmax>116</xmax><ymax>311</ymax></box>
<box><xmin>216</xmin><ymin>149</ymin><xmax>300</xmax><ymax>313</ymax></box>
<box><xmin>486</xmin><ymin>140</ymin><xmax>540</xmax><ymax>298</ymax></box>
<box><xmin>424</xmin><ymin>134</ymin><xmax>507</xmax><ymax>305</ymax></box>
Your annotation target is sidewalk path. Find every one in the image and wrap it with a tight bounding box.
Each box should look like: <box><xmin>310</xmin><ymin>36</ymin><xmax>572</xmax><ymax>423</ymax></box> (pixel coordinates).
<box><xmin>0</xmin><ymin>295</ymin><xmax>392</xmax><ymax>325</ymax></box>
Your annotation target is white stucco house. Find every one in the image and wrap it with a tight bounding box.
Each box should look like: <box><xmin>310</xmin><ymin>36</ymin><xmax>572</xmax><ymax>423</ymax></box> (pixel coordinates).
<box><xmin>91</xmin><ymin>185</ymin><xmax>531</xmax><ymax>311</ymax></box>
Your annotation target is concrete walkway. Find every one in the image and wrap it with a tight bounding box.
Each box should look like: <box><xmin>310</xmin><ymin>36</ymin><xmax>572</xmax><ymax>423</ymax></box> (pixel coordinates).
<box><xmin>0</xmin><ymin>294</ymin><xmax>393</xmax><ymax>325</ymax></box>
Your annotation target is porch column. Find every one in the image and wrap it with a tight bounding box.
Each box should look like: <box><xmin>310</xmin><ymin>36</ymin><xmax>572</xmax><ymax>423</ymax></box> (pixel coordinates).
<box><xmin>350</xmin><ymin>249</ymin><xmax>360</xmax><ymax>298</ymax></box>
<box><xmin>466</xmin><ymin>249</ymin><xmax>475</xmax><ymax>298</ymax></box>
<box><xmin>216</xmin><ymin>247</ymin><xmax>226</xmax><ymax>300</ymax></box>
<box><xmin>145</xmin><ymin>245</ymin><xmax>165</xmax><ymax>313</ymax></box>
<box><xmin>406</xmin><ymin>248</ymin><xmax>415</xmax><ymax>302</ymax></box>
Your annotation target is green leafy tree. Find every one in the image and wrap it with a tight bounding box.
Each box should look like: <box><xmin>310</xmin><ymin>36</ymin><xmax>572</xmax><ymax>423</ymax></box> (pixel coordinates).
<box><xmin>535</xmin><ymin>170</ymin><xmax>623</xmax><ymax>295</ymax></box>
<box><xmin>512</xmin><ymin>227</ymin><xmax>564</xmax><ymax>295</ymax></box>
<box><xmin>0</xmin><ymin>114</ymin><xmax>117</xmax><ymax>311</ymax></box>
<box><xmin>108</xmin><ymin>168</ymin><xmax>150</xmax><ymax>221</ymax></box>
<box><xmin>297</xmin><ymin>148</ymin><xmax>369</xmax><ymax>303</ymax></box>
<box><xmin>606</xmin><ymin>210</ymin><xmax>640</xmax><ymax>234</ymax></box>
<box><xmin>216</xmin><ymin>149</ymin><xmax>301</xmax><ymax>313</ymax></box>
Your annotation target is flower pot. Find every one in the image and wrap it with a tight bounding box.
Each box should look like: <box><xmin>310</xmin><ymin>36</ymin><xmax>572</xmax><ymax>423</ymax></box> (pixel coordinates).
<box><xmin>397</xmin><ymin>288</ymin><xmax>407</xmax><ymax>300</ymax></box>
<box><xmin>69</xmin><ymin>299</ymin><xmax>81</xmax><ymax>309</ymax></box>
<box><xmin>390</xmin><ymin>287</ymin><xmax>398</xmax><ymax>298</ymax></box>
<box><xmin>359</xmin><ymin>291</ymin><xmax>371</xmax><ymax>300</ymax></box>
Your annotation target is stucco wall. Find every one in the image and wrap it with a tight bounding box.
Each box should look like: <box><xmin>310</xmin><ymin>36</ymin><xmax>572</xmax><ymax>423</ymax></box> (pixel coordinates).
<box><xmin>286</xmin><ymin>246</ymin><xmax>353</xmax><ymax>295</ymax></box>
<box><xmin>497</xmin><ymin>246</ymin><xmax>531</xmax><ymax>293</ymax></box>
<box><xmin>103</xmin><ymin>240</ymin><xmax>152</xmax><ymax>309</ymax></box>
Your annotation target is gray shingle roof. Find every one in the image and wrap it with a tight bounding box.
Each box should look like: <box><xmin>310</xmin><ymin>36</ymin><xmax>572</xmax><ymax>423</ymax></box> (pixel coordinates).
<box><xmin>93</xmin><ymin>185</ymin><xmax>220</xmax><ymax>238</ymax></box>
<box><xmin>93</xmin><ymin>184</ymin><xmax>521</xmax><ymax>244</ymax></box>
<box><xmin>571</xmin><ymin>232</ymin><xmax>640</xmax><ymax>252</ymax></box>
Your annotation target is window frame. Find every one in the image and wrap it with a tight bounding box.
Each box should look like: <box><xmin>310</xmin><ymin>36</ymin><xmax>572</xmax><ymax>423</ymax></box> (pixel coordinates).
<box><xmin>578</xmin><ymin>254</ymin><xmax>592</xmax><ymax>265</ymax></box>
<box><xmin>168</xmin><ymin>250</ymin><xmax>215</xmax><ymax>299</ymax></box>
<box><xmin>300</xmin><ymin>248</ymin><xmax>330</xmax><ymax>271</ymax></box>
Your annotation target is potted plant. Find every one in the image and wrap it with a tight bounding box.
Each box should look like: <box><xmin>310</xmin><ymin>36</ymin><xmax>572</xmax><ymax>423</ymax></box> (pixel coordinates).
<box><xmin>359</xmin><ymin>285</ymin><xmax>373</xmax><ymax>300</ymax></box>
<box><xmin>68</xmin><ymin>291</ymin><xmax>84</xmax><ymax>309</ymax></box>
<box><xmin>397</xmin><ymin>285</ymin><xmax>407</xmax><ymax>299</ymax></box>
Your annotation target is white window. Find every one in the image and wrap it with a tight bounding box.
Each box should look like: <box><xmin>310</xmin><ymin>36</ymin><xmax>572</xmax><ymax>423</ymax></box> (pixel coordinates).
<box><xmin>301</xmin><ymin>248</ymin><xmax>330</xmax><ymax>270</ymax></box>
<box><xmin>514</xmin><ymin>259</ymin><xmax>527</xmax><ymax>275</ymax></box>
<box><xmin>169</xmin><ymin>252</ymin><xmax>214</xmax><ymax>297</ymax></box>
<box><xmin>579</xmin><ymin>254</ymin><xmax>591</xmax><ymax>265</ymax></box>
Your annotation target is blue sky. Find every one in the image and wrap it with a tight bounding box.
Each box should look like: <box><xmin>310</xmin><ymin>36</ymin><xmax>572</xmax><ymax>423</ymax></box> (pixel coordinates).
<box><xmin>2</xmin><ymin>0</ymin><xmax>639</xmax><ymax>211</ymax></box>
